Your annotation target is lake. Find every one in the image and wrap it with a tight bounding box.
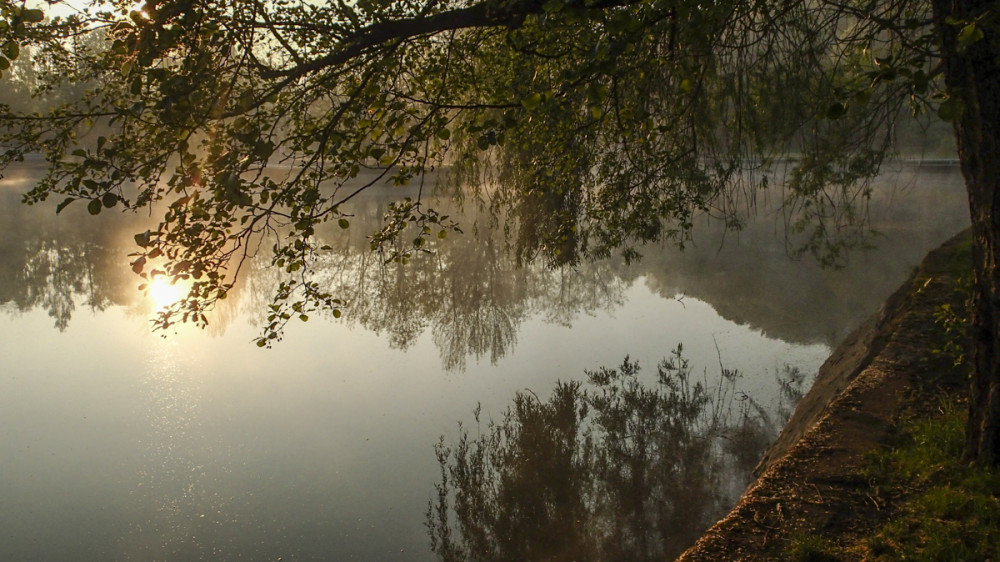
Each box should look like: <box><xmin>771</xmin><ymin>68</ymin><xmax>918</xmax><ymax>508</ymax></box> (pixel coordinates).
<box><xmin>0</xmin><ymin>163</ymin><xmax>968</xmax><ymax>560</ymax></box>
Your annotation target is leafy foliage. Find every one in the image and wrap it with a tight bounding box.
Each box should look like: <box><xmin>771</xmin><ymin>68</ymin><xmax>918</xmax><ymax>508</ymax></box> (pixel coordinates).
<box><xmin>0</xmin><ymin>0</ymin><xmax>948</xmax><ymax>338</ymax></box>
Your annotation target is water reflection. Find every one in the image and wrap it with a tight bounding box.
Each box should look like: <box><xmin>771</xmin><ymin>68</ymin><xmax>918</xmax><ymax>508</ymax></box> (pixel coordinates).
<box><xmin>428</xmin><ymin>349</ymin><xmax>804</xmax><ymax>561</ymax></box>
<box><xmin>0</xmin><ymin>164</ymin><xmax>969</xmax><ymax>368</ymax></box>
<box><xmin>0</xmin><ymin>191</ymin><xmax>130</xmax><ymax>329</ymax></box>
<box><xmin>310</xmin><ymin>201</ymin><xmax>627</xmax><ymax>370</ymax></box>
<box><xmin>0</xmin><ymin>163</ymin><xmax>967</xmax><ymax>560</ymax></box>
<box><xmin>124</xmin><ymin>342</ymin><xmax>221</xmax><ymax>560</ymax></box>
<box><xmin>638</xmin><ymin>165</ymin><xmax>968</xmax><ymax>347</ymax></box>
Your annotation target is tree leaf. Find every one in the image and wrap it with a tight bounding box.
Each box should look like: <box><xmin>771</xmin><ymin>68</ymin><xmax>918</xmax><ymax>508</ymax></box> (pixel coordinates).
<box><xmin>2</xmin><ymin>41</ymin><xmax>19</xmax><ymax>61</ymax></box>
<box><xmin>22</xmin><ymin>9</ymin><xmax>44</xmax><ymax>23</ymax></box>
<box><xmin>87</xmin><ymin>199</ymin><xmax>102</xmax><ymax>215</ymax></box>
<box><xmin>937</xmin><ymin>98</ymin><xmax>965</xmax><ymax>122</ymax></box>
<box><xmin>520</xmin><ymin>93</ymin><xmax>542</xmax><ymax>111</ymax></box>
<box><xmin>957</xmin><ymin>23</ymin><xmax>984</xmax><ymax>51</ymax></box>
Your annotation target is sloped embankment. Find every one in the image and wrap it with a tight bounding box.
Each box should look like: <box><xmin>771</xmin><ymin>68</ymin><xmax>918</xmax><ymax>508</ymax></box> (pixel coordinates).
<box><xmin>678</xmin><ymin>228</ymin><xmax>972</xmax><ymax>560</ymax></box>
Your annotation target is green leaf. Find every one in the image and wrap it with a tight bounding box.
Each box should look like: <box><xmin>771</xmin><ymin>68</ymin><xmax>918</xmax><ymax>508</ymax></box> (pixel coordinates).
<box><xmin>338</xmin><ymin>218</ymin><xmax>350</xmax><ymax>229</ymax></box>
<box><xmin>87</xmin><ymin>199</ymin><xmax>102</xmax><ymax>215</ymax></box>
<box><xmin>2</xmin><ymin>41</ymin><xmax>19</xmax><ymax>61</ymax></box>
<box><xmin>0</xmin><ymin>57</ymin><xmax>9</xmax><ymax>71</ymax></box>
<box><xmin>22</xmin><ymin>9</ymin><xmax>44</xmax><ymax>23</ymax></box>
<box><xmin>937</xmin><ymin>98</ymin><xmax>965</xmax><ymax>122</ymax></box>
<box><xmin>542</xmin><ymin>0</ymin><xmax>563</xmax><ymax>12</ymax></box>
<box><xmin>520</xmin><ymin>93</ymin><xmax>542</xmax><ymax>111</ymax></box>
<box><xmin>56</xmin><ymin>198</ymin><xmax>74</xmax><ymax>214</ymax></box>
<box><xmin>256</xmin><ymin>339</ymin><xmax>267</xmax><ymax>347</ymax></box>
<box><xmin>238</xmin><ymin>90</ymin><xmax>255</xmax><ymax>111</ymax></box>
<box><xmin>957</xmin><ymin>23</ymin><xmax>984</xmax><ymax>50</ymax></box>
<box><xmin>333</xmin><ymin>309</ymin><xmax>342</xmax><ymax>319</ymax></box>
<box><xmin>435</xmin><ymin>128</ymin><xmax>451</xmax><ymax>141</ymax></box>
<box><xmin>102</xmin><ymin>192</ymin><xmax>117</xmax><ymax>208</ymax></box>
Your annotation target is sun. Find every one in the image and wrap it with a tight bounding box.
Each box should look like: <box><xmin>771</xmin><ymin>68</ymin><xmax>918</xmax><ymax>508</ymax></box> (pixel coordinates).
<box><xmin>148</xmin><ymin>276</ymin><xmax>186</xmax><ymax>309</ymax></box>
<box><xmin>129</xmin><ymin>1</ymin><xmax>150</xmax><ymax>18</ymax></box>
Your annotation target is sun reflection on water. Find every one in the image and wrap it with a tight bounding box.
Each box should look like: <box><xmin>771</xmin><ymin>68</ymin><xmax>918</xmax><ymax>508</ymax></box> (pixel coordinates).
<box><xmin>148</xmin><ymin>276</ymin><xmax>186</xmax><ymax>309</ymax></box>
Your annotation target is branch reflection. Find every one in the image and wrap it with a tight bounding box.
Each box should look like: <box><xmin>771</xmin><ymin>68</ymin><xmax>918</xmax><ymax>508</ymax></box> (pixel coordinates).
<box><xmin>0</xmin><ymin>164</ymin><xmax>967</xmax><ymax>368</ymax></box>
<box><xmin>428</xmin><ymin>348</ymin><xmax>805</xmax><ymax>561</ymax></box>
<box><xmin>0</xmin><ymin>190</ymin><xmax>133</xmax><ymax>329</ymax></box>
<box><xmin>304</xmin><ymin>196</ymin><xmax>627</xmax><ymax>370</ymax></box>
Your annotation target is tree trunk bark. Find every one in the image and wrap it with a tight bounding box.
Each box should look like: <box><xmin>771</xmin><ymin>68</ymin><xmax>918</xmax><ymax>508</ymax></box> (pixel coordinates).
<box><xmin>932</xmin><ymin>0</ymin><xmax>1000</xmax><ymax>464</ymax></box>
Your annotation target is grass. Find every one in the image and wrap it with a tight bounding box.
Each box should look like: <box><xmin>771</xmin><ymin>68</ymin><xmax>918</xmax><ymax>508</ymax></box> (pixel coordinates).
<box><xmin>786</xmin><ymin>532</ymin><xmax>840</xmax><ymax>562</ymax></box>
<box><xmin>860</xmin><ymin>399</ymin><xmax>1000</xmax><ymax>561</ymax></box>
<box><xmin>767</xmin><ymin>233</ymin><xmax>1000</xmax><ymax>561</ymax></box>
<box><xmin>858</xmin><ymin>235</ymin><xmax>1000</xmax><ymax>560</ymax></box>
<box><xmin>780</xmin><ymin>398</ymin><xmax>1000</xmax><ymax>561</ymax></box>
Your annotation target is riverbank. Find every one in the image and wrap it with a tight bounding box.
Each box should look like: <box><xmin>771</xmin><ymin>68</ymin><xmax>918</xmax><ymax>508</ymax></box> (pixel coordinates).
<box><xmin>678</xmin><ymin>228</ymin><xmax>983</xmax><ymax>560</ymax></box>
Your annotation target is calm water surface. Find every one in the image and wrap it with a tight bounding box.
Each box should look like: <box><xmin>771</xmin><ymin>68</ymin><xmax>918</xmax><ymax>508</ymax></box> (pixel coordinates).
<box><xmin>0</xmin><ymin>164</ymin><xmax>967</xmax><ymax>560</ymax></box>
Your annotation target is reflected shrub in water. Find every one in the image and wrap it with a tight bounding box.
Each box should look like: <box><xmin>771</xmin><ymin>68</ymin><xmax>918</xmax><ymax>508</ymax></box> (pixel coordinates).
<box><xmin>427</xmin><ymin>347</ymin><xmax>793</xmax><ymax>561</ymax></box>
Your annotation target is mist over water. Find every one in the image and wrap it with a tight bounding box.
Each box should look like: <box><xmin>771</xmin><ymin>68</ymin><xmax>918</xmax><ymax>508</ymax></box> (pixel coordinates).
<box><xmin>0</xmin><ymin>163</ymin><xmax>967</xmax><ymax>560</ymax></box>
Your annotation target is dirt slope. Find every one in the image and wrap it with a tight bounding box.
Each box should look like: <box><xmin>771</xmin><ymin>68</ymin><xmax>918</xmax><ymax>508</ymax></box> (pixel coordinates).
<box><xmin>677</xmin><ymin>228</ymin><xmax>971</xmax><ymax>561</ymax></box>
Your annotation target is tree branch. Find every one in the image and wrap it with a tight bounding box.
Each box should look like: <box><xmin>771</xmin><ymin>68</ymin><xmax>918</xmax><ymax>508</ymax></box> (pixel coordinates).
<box><xmin>260</xmin><ymin>0</ymin><xmax>644</xmax><ymax>80</ymax></box>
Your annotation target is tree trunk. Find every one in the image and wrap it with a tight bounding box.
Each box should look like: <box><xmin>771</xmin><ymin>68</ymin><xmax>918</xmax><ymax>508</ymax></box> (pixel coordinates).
<box><xmin>932</xmin><ymin>0</ymin><xmax>1000</xmax><ymax>464</ymax></box>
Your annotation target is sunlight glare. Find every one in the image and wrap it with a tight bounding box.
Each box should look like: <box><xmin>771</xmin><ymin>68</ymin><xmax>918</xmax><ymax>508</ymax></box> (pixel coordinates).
<box><xmin>148</xmin><ymin>276</ymin><xmax>185</xmax><ymax>309</ymax></box>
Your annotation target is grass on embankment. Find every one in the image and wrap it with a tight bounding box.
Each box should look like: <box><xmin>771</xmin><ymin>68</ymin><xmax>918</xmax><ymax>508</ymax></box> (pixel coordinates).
<box><xmin>785</xmin><ymin>234</ymin><xmax>1000</xmax><ymax>561</ymax></box>
<box><xmin>861</xmin><ymin>399</ymin><xmax>1000</xmax><ymax>561</ymax></box>
<box><xmin>785</xmin><ymin>396</ymin><xmax>1000</xmax><ymax>562</ymax></box>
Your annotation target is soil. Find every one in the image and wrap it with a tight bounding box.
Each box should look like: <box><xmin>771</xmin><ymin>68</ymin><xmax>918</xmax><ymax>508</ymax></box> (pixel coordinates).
<box><xmin>676</xmin><ymin>228</ymin><xmax>973</xmax><ymax>561</ymax></box>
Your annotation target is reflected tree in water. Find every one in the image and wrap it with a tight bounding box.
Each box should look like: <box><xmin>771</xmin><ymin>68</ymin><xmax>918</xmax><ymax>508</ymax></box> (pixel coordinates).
<box><xmin>427</xmin><ymin>348</ymin><xmax>804</xmax><ymax>561</ymax></box>
<box><xmin>0</xmin><ymin>190</ymin><xmax>625</xmax><ymax>364</ymax></box>
<box><xmin>8</xmin><ymin>239</ymin><xmax>106</xmax><ymax>330</ymax></box>
<box><xmin>0</xmin><ymin>195</ymin><xmax>131</xmax><ymax>329</ymax></box>
<box><xmin>305</xmin><ymin>198</ymin><xmax>627</xmax><ymax>370</ymax></box>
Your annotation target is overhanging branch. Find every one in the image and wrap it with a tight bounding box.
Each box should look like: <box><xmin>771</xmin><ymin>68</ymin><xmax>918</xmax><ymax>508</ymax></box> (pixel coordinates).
<box><xmin>260</xmin><ymin>0</ymin><xmax>645</xmax><ymax>80</ymax></box>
